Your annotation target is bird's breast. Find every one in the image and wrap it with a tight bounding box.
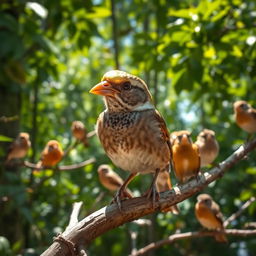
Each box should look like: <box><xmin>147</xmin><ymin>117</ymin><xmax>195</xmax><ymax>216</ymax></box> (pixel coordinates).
<box><xmin>97</xmin><ymin>111</ymin><xmax>170</xmax><ymax>173</ymax></box>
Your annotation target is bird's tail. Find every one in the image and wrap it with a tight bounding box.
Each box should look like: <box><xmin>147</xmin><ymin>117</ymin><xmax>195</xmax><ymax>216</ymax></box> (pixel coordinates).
<box><xmin>215</xmin><ymin>231</ymin><xmax>228</xmax><ymax>243</ymax></box>
<box><xmin>156</xmin><ymin>171</ymin><xmax>180</xmax><ymax>215</ymax></box>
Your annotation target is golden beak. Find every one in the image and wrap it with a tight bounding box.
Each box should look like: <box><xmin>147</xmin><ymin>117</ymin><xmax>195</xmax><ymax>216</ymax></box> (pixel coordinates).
<box><xmin>89</xmin><ymin>81</ymin><xmax>119</xmax><ymax>96</ymax></box>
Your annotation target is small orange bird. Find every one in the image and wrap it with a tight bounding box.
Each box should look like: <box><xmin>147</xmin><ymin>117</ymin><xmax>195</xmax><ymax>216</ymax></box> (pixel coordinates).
<box><xmin>195</xmin><ymin>129</ymin><xmax>219</xmax><ymax>167</ymax></box>
<box><xmin>171</xmin><ymin>130</ymin><xmax>200</xmax><ymax>183</ymax></box>
<box><xmin>71</xmin><ymin>121</ymin><xmax>89</xmax><ymax>146</ymax></box>
<box><xmin>97</xmin><ymin>165</ymin><xmax>133</xmax><ymax>198</ymax></box>
<box><xmin>5</xmin><ymin>132</ymin><xmax>31</xmax><ymax>164</ymax></box>
<box><xmin>34</xmin><ymin>140</ymin><xmax>63</xmax><ymax>171</ymax></box>
<box><xmin>233</xmin><ymin>100</ymin><xmax>256</xmax><ymax>134</ymax></box>
<box><xmin>195</xmin><ymin>194</ymin><xmax>228</xmax><ymax>243</ymax></box>
<box><xmin>156</xmin><ymin>170</ymin><xmax>179</xmax><ymax>214</ymax></box>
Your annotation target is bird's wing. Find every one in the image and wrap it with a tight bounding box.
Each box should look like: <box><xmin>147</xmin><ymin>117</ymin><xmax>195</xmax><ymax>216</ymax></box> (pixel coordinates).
<box><xmin>106</xmin><ymin>173</ymin><xmax>123</xmax><ymax>187</ymax></box>
<box><xmin>211</xmin><ymin>201</ymin><xmax>224</xmax><ymax>225</ymax></box>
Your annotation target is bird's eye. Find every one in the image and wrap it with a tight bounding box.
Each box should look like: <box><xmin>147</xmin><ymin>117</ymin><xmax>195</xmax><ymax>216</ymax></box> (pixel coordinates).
<box><xmin>123</xmin><ymin>81</ymin><xmax>131</xmax><ymax>90</ymax></box>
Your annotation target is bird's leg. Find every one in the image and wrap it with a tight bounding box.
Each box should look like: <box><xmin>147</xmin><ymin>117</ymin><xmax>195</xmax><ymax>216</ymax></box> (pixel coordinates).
<box><xmin>111</xmin><ymin>173</ymin><xmax>137</xmax><ymax>211</ymax></box>
<box><xmin>144</xmin><ymin>169</ymin><xmax>160</xmax><ymax>209</ymax></box>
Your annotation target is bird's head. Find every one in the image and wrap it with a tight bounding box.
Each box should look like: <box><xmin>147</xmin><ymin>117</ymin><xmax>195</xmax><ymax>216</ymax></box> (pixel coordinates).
<box><xmin>18</xmin><ymin>132</ymin><xmax>31</xmax><ymax>146</ymax></box>
<box><xmin>234</xmin><ymin>100</ymin><xmax>250</xmax><ymax>113</ymax></box>
<box><xmin>197</xmin><ymin>193</ymin><xmax>212</xmax><ymax>207</ymax></box>
<box><xmin>171</xmin><ymin>130</ymin><xmax>192</xmax><ymax>146</ymax></box>
<box><xmin>72</xmin><ymin>121</ymin><xmax>85</xmax><ymax>131</ymax></box>
<box><xmin>18</xmin><ymin>132</ymin><xmax>30</xmax><ymax>141</ymax></box>
<box><xmin>90</xmin><ymin>70</ymin><xmax>154</xmax><ymax>112</ymax></box>
<box><xmin>47</xmin><ymin>140</ymin><xmax>62</xmax><ymax>152</ymax></box>
<box><xmin>197</xmin><ymin>129</ymin><xmax>216</xmax><ymax>142</ymax></box>
<box><xmin>97</xmin><ymin>164</ymin><xmax>111</xmax><ymax>175</ymax></box>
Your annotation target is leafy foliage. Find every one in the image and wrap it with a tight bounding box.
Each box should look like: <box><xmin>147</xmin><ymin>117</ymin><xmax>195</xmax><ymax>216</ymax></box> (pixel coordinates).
<box><xmin>0</xmin><ymin>0</ymin><xmax>255</xmax><ymax>255</ymax></box>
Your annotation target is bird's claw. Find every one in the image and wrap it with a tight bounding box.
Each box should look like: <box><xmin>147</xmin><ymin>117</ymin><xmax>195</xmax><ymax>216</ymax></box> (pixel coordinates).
<box><xmin>111</xmin><ymin>188</ymin><xmax>127</xmax><ymax>212</ymax></box>
<box><xmin>144</xmin><ymin>184</ymin><xmax>159</xmax><ymax>209</ymax></box>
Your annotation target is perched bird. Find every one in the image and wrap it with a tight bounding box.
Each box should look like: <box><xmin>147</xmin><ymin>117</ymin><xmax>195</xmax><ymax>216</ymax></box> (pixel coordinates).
<box><xmin>97</xmin><ymin>164</ymin><xmax>133</xmax><ymax>198</ymax></box>
<box><xmin>34</xmin><ymin>140</ymin><xmax>63</xmax><ymax>171</ymax></box>
<box><xmin>90</xmin><ymin>70</ymin><xmax>175</xmax><ymax>209</ymax></box>
<box><xmin>195</xmin><ymin>194</ymin><xmax>228</xmax><ymax>243</ymax></box>
<box><xmin>156</xmin><ymin>170</ymin><xmax>179</xmax><ymax>214</ymax></box>
<box><xmin>233</xmin><ymin>100</ymin><xmax>256</xmax><ymax>134</ymax></box>
<box><xmin>171</xmin><ymin>130</ymin><xmax>200</xmax><ymax>183</ymax></box>
<box><xmin>71</xmin><ymin>121</ymin><xmax>89</xmax><ymax>146</ymax></box>
<box><xmin>5</xmin><ymin>132</ymin><xmax>31</xmax><ymax>164</ymax></box>
<box><xmin>195</xmin><ymin>129</ymin><xmax>219</xmax><ymax>167</ymax></box>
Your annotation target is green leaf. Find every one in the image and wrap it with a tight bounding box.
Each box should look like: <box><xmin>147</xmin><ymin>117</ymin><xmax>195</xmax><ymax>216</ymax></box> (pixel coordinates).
<box><xmin>86</xmin><ymin>7</ymin><xmax>111</xmax><ymax>19</ymax></box>
<box><xmin>0</xmin><ymin>135</ymin><xmax>13</xmax><ymax>142</ymax></box>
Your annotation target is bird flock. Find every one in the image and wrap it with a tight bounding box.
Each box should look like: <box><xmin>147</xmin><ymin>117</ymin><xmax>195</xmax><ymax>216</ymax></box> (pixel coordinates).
<box><xmin>5</xmin><ymin>70</ymin><xmax>256</xmax><ymax>243</ymax></box>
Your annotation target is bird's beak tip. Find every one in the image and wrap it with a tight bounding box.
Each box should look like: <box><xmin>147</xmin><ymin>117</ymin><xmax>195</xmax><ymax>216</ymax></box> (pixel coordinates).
<box><xmin>89</xmin><ymin>81</ymin><xmax>116</xmax><ymax>96</ymax></box>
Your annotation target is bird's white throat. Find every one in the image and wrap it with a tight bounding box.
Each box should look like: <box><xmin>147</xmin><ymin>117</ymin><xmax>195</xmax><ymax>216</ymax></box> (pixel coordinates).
<box><xmin>133</xmin><ymin>102</ymin><xmax>154</xmax><ymax>111</ymax></box>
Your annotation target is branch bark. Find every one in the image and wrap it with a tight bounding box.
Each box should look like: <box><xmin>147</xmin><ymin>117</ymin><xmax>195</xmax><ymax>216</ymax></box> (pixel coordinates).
<box><xmin>131</xmin><ymin>229</ymin><xmax>256</xmax><ymax>256</ymax></box>
<box><xmin>41</xmin><ymin>138</ymin><xmax>256</xmax><ymax>256</ymax></box>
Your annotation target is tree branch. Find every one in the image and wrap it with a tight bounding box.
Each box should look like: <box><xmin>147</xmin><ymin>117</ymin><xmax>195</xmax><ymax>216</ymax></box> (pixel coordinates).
<box><xmin>41</xmin><ymin>138</ymin><xmax>256</xmax><ymax>256</ymax></box>
<box><xmin>224</xmin><ymin>197</ymin><xmax>256</xmax><ymax>228</ymax></box>
<box><xmin>131</xmin><ymin>229</ymin><xmax>256</xmax><ymax>256</ymax></box>
<box><xmin>23</xmin><ymin>158</ymin><xmax>95</xmax><ymax>171</ymax></box>
<box><xmin>66</xmin><ymin>202</ymin><xmax>83</xmax><ymax>232</ymax></box>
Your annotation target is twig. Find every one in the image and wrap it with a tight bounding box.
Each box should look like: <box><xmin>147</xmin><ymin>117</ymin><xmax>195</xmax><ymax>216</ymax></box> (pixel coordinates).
<box><xmin>0</xmin><ymin>115</ymin><xmax>19</xmax><ymax>123</ymax></box>
<box><xmin>87</xmin><ymin>130</ymin><xmax>96</xmax><ymax>138</ymax></box>
<box><xmin>131</xmin><ymin>229</ymin><xmax>256</xmax><ymax>256</ymax></box>
<box><xmin>224</xmin><ymin>197</ymin><xmax>256</xmax><ymax>228</ymax></box>
<box><xmin>244</xmin><ymin>222</ymin><xmax>256</xmax><ymax>229</ymax></box>
<box><xmin>41</xmin><ymin>138</ymin><xmax>256</xmax><ymax>256</ymax></box>
<box><xmin>66</xmin><ymin>202</ymin><xmax>83</xmax><ymax>232</ymax></box>
<box><xmin>132</xmin><ymin>219</ymin><xmax>152</xmax><ymax>226</ymax></box>
<box><xmin>23</xmin><ymin>158</ymin><xmax>95</xmax><ymax>171</ymax></box>
<box><xmin>62</xmin><ymin>140</ymin><xmax>80</xmax><ymax>159</ymax></box>
<box><xmin>62</xmin><ymin>130</ymin><xmax>96</xmax><ymax>159</ymax></box>
<box><xmin>130</xmin><ymin>231</ymin><xmax>138</xmax><ymax>255</ymax></box>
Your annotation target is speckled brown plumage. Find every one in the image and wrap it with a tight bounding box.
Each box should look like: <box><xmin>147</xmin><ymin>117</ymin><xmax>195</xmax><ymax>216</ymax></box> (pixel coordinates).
<box><xmin>90</xmin><ymin>70</ymin><xmax>176</xmax><ymax>209</ymax></box>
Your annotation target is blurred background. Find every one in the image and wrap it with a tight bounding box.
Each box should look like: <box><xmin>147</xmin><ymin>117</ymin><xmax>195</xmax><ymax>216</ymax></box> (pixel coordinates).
<box><xmin>0</xmin><ymin>0</ymin><xmax>256</xmax><ymax>255</ymax></box>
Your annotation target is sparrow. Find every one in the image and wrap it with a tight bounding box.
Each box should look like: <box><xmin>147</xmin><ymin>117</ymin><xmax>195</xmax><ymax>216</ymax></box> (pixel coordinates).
<box><xmin>233</xmin><ymin>100</ymin><xmax>256</xmax><ymax>134</ymax></box>
<box><xmin>5</xmin><ymin>132</ymin><xmax>31</xmax><ymax>164</ymax></box>
<box><xmin>90</xmin><ymin>70</ymin><xmax>173</xmax><ymax>209</ymax></box>
<box><xmin>156</xmin><ymin>170</ymin><xmax>179</xmax><ymax>214</ymax></box>
<box><xmin>97</xmin><ymin>164</ymin><xmax>133</xmax><ymax>198</ymax></box>
<box><xmin>195</xmin><ymin>129</ymin><xmax>219</xmax><ymax>167</ymax></box>
<box><xmin>170</xmin><ymin>130</ymin><xmax>200</xmax><ymax>183</ymax></box>
<box><xmin>71</xmin><ymin>121</ymin><xmax>89</xmax><ymax>146</ymax></box>
<box><xmin>34</xmin><ymin>140</ymin><xmax>63</xmax><ymax>171</ymax></box>
<box><xmin>195</xmin><ymin>194</ymin><xmax>228</xmax><ymax>243</ymax></box>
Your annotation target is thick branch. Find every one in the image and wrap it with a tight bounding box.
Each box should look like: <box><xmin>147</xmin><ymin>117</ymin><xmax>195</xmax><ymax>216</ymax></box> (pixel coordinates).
<box><xmin>131</xmin><ymin>229</ymin><xmax>256</xmax><ymax>256</ymax></box>
<box><xmin>23</xmin><ymin>158</ymin><xmax>95</xmax><ymax>171</ymax></box>
<box><xmin>41</xmin><ymin>138</ymin><xmax>256</xmax><ymax>256</ymax></box>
